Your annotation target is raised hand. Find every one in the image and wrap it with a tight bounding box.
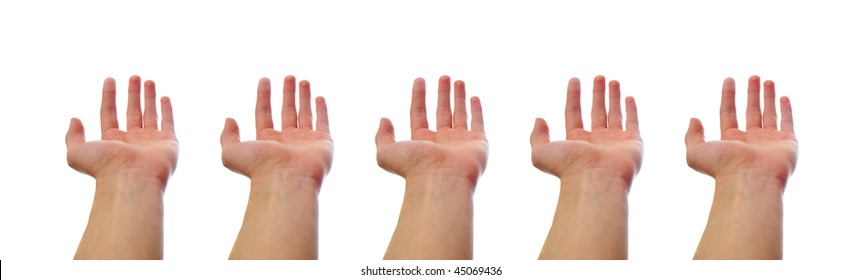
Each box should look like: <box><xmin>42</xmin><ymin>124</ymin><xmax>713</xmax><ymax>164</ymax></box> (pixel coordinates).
<box><xmin>66</xmin><ymin>76</ymin><xmax>176</xmax><ymax>260</ymax></box>
<box><xmin>532</xmin><ymin>76</ymin><xmax>640</xmax><ymax>260</ymax></box>
<box><xmin>685</xmin><ymin>76</ymin><xmax>797</xmax><ymax>186</ymax></box>
<box><xmin>221</xmin><ymin>76</ymin><xmax>333</xmax><ymax>185</ymax></box>
<box><xmin>686</xmin><ymin>76</ymin><xmax>795</xmax><ymax>260</ymax></box>
<box><xmin>222</xmin><ymin>76</ymin><xmax>331</xmax><ymax>260</ymax></box>
<box><xmin>375</xmin><ymin>76</ymin><xmax>487</xmax><ymax>185</ymax></box>
<box><xmin>376</xmin><ymin>76</ymin><xmax>486</xmax><ymax>260</ymax></box>
<box><xmin>531</xmin><ymin>76</ymin><xmax>642</xmax><ymax>185</ymax></box>
<box><xmin>66</xmin><ymin>76</ymin><xmax>177</xmax><ymax>186</ymax></box>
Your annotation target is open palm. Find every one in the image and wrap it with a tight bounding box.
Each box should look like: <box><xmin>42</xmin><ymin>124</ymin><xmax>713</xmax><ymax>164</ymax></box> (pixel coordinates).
<box><xmin>65</xmin><ymin>76</ymin><xmax>178</xmax><ymax>185</ymax></box>
<box><xmin>686</xmin><ymin>76</ymin><xmax>797</xmax><ymax>185</ymax></box>
<box><xmin>376</xmin><ymin>76</ymin><xmax>487</xmax><ymax>183</ymax></box>
<box><xmin>221</xmin><ymin>77</ymin><xmax>333</xmax><ymax>185</ymax></box>
<box><xmin>531</xmin><ymin>76</ymin><xmax>642</xmax><ymax>184</ymax></box>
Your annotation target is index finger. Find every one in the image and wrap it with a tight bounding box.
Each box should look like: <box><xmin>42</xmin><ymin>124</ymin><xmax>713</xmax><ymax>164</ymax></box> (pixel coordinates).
<box><xmin>255</xmin><ymin>78</ymin><xmax>274</xmax><ymax>134</ymax></box>
<box><xmin>565</xmin><ymin>77</ymin><xmax>583</xmax><ymax>131</ymax></box>
<box><xmin>410</xmin><ymin>78</ymin><xmax>428</xmax><ymax>135</ymax></box>
<box><xmin>100</xmin><ymin>78</ymin><xmax>118</xmax><ymax>136</ymax></box>
<box><xmin>719</xmin><ymin>78</ymin><xmax>738</xmax><ymax>133</ymax></box>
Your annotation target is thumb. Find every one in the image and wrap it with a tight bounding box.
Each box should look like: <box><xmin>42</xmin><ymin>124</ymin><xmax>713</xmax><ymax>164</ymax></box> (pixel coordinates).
<box><xmin>375</xmin><ymin>118</ymin><xmax>403</xmax><ymax>175</ymax></box>
<box><xmin>375</xmin><ymin>118</ymin><xmax>395</xmax><ymax>148</ymax></box>
<box><xmin>530</xmin><ymin>118</ymin><xmax>550</xmax><ymax>148</ymax></box>
<box><xmin>685</xmin><ymin>118</ymin><xmax>704</xmax><ymax>148</ymax></box>
<box><xmin>685</xmin><ymin>118</ymin><xmax>710</xmax><ymax>172</ymax></box>
<box><xmin>221</xmin><ymin>118</ymin><xmax>240</xmax><ymax>148</ymax></box>
<box><xmin>66</xmin><ymin>118</ymin><xmax>85</xmax><ymax>149</ymax></box>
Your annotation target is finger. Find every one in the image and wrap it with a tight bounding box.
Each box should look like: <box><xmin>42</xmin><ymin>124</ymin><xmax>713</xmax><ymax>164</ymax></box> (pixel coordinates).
<box><xmin>436</xmin><ymin>75</ymin><xmax>452</xmax><ymax>129</ymax></box>
<box><xmin>221</xmin><ymin>118</ymin><xmax>240</xmax><ymax>148</ymax></box>
<box><xmin>746</xmin><ymin>75</ymin><xmax>762</xmax><ymax>130</ymax></box>
<box><xmin>127</xmin><ymin>75</ymin><xmax>143</xmax><ymax>129</ymax></box>
<box><xmin>453</xmin><ymin>80</ymin><xmax>468</xmax><ymax>129</ymax></box>
<box><xmin>780</xmin><ymin>96</ymin><xmax>794</xmax><ymax>133</ymax></box>
<box><xmin>719</xmin><ymin>77</ymin><xmax>738</xmax><ymax>132</ymax></box>
<box><xmin>66</xmin><ymin>118</ymin><xmax>86</xmax><ymax>148</ymax></box>
<box><xmin>565</xmin><ymin>77</ymin><xmax>583</xmax><ymax>131</ymax></box>
<box><xmin>591</xmin><ymin>75</ymin><xmax>607</xmax><ymax>130</ymax></box>
<box><xmin>625</xmin><ymin>96</ymin><xmax>639</xmax><ymax>133</ymax></box>
<box><xmin>143</xmin><ymin>80</ymin><xmax>158</xmax><ymax>129</ymax></box>
<box><xmin>685</xmin><ymin>118</ymin><xmax>707</xmax><ymax>171</ymax></box>
<box><xmin>762</xmin><ymin>80</ymin><xmax>778</xmax><ymax>129</ymax></box>
<box><xmin>530</xmin><ymin>118</ymin><xmax>550</xmax><ymax>148</ymax></box>
<box><xmin>160</xmin><ymin>97</ymin><xmax>175</xmax><ymax>134</ymax></box>
<box><xmin>255</xmin><ymin>78</ymin><xmax>273</xmax><ymax>134</ymax></box>
<box><xmin>470</xmin><ymin>96</ymin><xmax>484</xmax><ymax>133</ymax></box>
<box><xmin>375</xmin><ymin>118</ymin><xmax>395</xmax><ymax>148</ymax></box>
<box><xmin>376</xmin><ymin>118</ymin><xmax>398</xmax><ymax>172</ymax></box>
<box><xmin>685</xmin><ymin>118</ymin><xmax>705</xmax><ymax>148</ymax></box>
<box><xmin>282</xmin><ymin>75</ymin><xmax>297</xmax><ymax>130</ymax></box>
<box><xmin>410</xmin><ymin>78</ymin><xmax>428</xmax><ymax>135</ymax></box>
<box><xmin>315</xmin><ymin>96</ymin><xmax>329</xmax><ymax>133</ymax></box>
<box><xmin>298</xmin><ymin>80</ymin><xmax>314</xmax><ymax>129</ymax></box>
<box><xmin>608</xmin><ymin>80</ymin><xmax>623</xmax><ymax>129</ymax></box>
<box><xmin>100</xmin><ymin>77</ymin><xmax>118</xmax><ymax>135</ymax></box>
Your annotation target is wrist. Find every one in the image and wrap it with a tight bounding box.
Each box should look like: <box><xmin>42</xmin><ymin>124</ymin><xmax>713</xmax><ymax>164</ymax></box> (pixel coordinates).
<box><xmin>714</xmin><ymin>171</ymin><xmax>786</xmax><ymax>197</ymax></box>
<box><xmin>390</xmin><ymin>169</ymin><xmax>476</xmax><ymax>260</ymax></box>
<box><xmin>560</xmin><ymin>169</ymin><xmax>633</xmax><ymax>194</ymax></box>
<box><xmin>405</xmin><ymin>169</ymin><xmax>478</xmax><ymax>195</ymax></box>
<box><xmin>250</xmin><ymin>171</ymin><xmax>323</xmax><ymax>196</ymax></box>
<box><xmin>95</xmin><ymin>170</ymin><xmax>168</xmax><ymax>195</ymax></box>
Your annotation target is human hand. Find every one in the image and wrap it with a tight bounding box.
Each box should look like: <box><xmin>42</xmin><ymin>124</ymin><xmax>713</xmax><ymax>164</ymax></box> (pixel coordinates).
<box><xmin>530</xmin><ymin>76</ymin><xmax>642</xmax><ymax>186</ymax></box>
<box><xmin>65</xmin><ymin>76</ymin><xmax>178</xmax><ymax>186</ymax></box>
<box><xmin>221</xmin><ymin>76</ymin><xmax>333</xmax><ymax>186</ymax></box>
<box><xmin>685</xmin><ymin>76</ymin><xmax>797</xmax><ymax>186</ymax></box>
<box><xmin>375</xmin><ymin>76</ymin><xmax>487</xmax><ymax>185</ymax></box>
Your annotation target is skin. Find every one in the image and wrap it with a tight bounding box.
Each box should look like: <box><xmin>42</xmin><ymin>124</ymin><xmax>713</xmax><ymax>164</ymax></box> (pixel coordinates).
<box><xmin>221</xmin><ymin>76</ymin><xmax>332</xmax><ymax>260</ymax></box>
<box><xmin>66</xmin><ymin>76</ymin><xmax>178</xmax><ymax>260</ymax></box>
<box><xmin>531</xmin><ymin>76</ymin><xmax>642</xmax><ymax>260</ymax></box>
<box><xmin>375</xmin><ymin>76</ymin><xmax>487</xmax><ymax>260</ymax></box>
<box><xmin>685</xmin><ymin>76</ymin><xmax>797</xmax><ymax>260</ymax></box>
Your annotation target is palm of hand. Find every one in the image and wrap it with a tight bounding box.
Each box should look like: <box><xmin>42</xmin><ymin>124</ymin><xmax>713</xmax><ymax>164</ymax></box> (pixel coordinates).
<box><xmin>223</xmin><ymin>128</ymin><xmax>333</xmax><ymax>181</ymax></box>
<box><xmin>687</xmin><ymin>128</ymin><xmax>797</xmax><ymax>181</ymax></box>
<box><xmin>378</xmin><ymin>128</ymin><xmax>488</xmax><ymax>180</ymax></box>
<box><xmin>69</xmin><ymin>128</ymin><xmax>179</xmax><ymax>182</ymax></box>
<box><xmin>375</xmin><ymin>77</ymin><xmax>487</xmax><ymax>184</ymax></box>
<box><xmin>533</xmin><ymin>128</ymin><xmax>643</xmax><ymax>180</ymax></box>
<box><xmin>685</xmin><ymin>77</ymin><xmax>797</xmax><ymax>185</ymax></box>
<box><xmin>531</xmin><ymin>77</ymin><xmax>642</xmax><ymax>184</ymax></box>
<box><xmin>65</xmin><ymin>77</ymin><xmax>177</xmax><ymax>185</ymax></box>
<box><xmin>221</xmin><ymin>77</ymin><xmax>333</xmax><ymax>184</ymax></box>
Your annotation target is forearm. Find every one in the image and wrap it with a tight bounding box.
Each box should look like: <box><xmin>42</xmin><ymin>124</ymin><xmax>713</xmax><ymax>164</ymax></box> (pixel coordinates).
<box><xmin>539</xmin><ymin>173</ymin><xmax>630</xmax><ymax>260</ymax></box>
<box><xmin>385</xmin><ymin>172</ymin><xmax>475</xmax><ymax>260</ymax></box>
<box><xmin>75</xmin><ymin>173</ymin><xmax>166</xmax><ymax>260</ymax></box>
<box><xmin>695</xmin><ymin>174</ymin><xmax>784</xmax><ymax>260</ymax></box>
<box><xmin>230</xmin><ymin>174</ymin><xmax>320</xmax><ymax>260</ymax></box>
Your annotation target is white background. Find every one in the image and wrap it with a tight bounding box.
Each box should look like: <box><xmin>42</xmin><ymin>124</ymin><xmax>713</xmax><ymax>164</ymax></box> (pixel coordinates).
<box><xmin>1</xmin><ymin>0</ymin><xmax>858</xmax><ymax>278</ymax></box>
